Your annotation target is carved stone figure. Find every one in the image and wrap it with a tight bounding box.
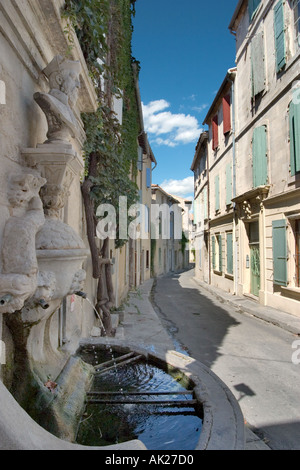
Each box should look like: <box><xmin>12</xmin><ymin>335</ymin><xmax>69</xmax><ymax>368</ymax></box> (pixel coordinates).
<box><xmin>0</xmin><ymin>173</ymin><xmax>46</xmax><ymax>314</ymax></box>
<box><xmin>34</xmin><ymin>55</ymin><xmax>81</xmax><ymax>144</ymax></box>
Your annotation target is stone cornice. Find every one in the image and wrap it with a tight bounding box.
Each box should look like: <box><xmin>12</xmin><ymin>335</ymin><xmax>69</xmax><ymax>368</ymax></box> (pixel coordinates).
<box><xmin>0</xmin><ymin>0</ymin><xmax>98</xmax><ymax>113</ymax></box>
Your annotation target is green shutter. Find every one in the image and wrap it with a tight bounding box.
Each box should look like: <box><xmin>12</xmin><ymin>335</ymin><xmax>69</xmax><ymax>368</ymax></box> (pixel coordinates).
<box><xmin>249</xmin><ymin>0</ymin><xmax>261</xmax><ymax>22</ymax></box>
<box><xmin>251</xmin><ymin>31</ymin><xmax>265</xmax><ymax>97</ymax></box>
<box><xmin>218</xmin><ymin>235</ymin><xmax>222</xmax><ymax>272</ymax></box>
<box><xmin>203</xmin><ymin>186</ymin><xmax>208</xmax><ymax>219</ymax></box>
<box><xmin>226</xmin><ymin>163</ymin><xmax>232</xmax><ymax>205</ymax></box>
<box><xmin>212</xmin><ymin>236</ymin><xmax>216</xmax><ymax>270</ymax></box>
<box><xmin>272</xmin><ymin>220</ymin><xmax>288</xmax><ymax>286</ymax></box>
<box><xmin>227</xmin><ymin>232</ymin><xmax>233</xmax><ymax>275</ymax></box>
<box><xmin>252</xmin><ymin>126</ymin><xmax>268</xmax><ymax>187</ymax></box>
<box><xmin>215</xmin><ymin>175</ymin><xmax>220</xmax><ymax>212</ymax></box>
<box><xmin>290</xmin><ymin>101</ymin><xmax>300</xmax><ymax>176</ymax></box>
<box><xmin>274</xmin><ymin>0</ymin><xmax>286</xmax><ymax>73</ymax></box>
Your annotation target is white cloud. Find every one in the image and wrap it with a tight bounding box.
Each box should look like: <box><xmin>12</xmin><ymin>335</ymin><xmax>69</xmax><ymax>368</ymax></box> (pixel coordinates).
<box><xmin>160</xmin><ymin>176</ymin><xmax>194</xmax><ymax>198</ymax></box>
<box><xmin>142</xmin><ymin>100</ymin><xmax>201</xmax><ymax>147</ymax></box>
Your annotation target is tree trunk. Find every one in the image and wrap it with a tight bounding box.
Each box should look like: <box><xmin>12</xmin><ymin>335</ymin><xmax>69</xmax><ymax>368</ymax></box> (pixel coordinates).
<box><xmin>81</xmin><ymin>154</ymin><xmax>115</xmax><ymax>337</ymax></box>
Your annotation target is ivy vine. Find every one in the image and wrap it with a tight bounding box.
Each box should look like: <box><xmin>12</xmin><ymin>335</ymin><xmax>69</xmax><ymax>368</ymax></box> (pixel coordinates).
<box><xmin>62</xmin><ymin>0</ymin><xmax>140</xmax><ymax>335</ymax></box>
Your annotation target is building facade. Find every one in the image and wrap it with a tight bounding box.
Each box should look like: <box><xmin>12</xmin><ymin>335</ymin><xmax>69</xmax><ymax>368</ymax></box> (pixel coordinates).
<box><xmin>192</xmin><ymin>0</ymin><xmax>300</xmax><ymax>317</ymax></box>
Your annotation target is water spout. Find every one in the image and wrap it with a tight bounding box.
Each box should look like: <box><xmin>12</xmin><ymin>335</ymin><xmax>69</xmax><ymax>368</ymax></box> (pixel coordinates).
<box><xmin>75</xmin><ymin>291</ymin><xmax>87</xmax><ymax>299</ymax></box>
<box><xmin>0</xmin><ymin>294</ymin><xmax>13</xmax><ymax>306</ymax></box>
<box><xmin>38</xmin><ymin>299</ymin><xmax>50</xmax><ymax>310</ymax></box>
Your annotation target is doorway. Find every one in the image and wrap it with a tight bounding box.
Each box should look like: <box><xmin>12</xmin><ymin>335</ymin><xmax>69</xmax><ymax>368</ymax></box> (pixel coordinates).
<box><xmin>249</xmin><ymin>221</ymin><xmax>260</xmax><ymax>297</ymax></box>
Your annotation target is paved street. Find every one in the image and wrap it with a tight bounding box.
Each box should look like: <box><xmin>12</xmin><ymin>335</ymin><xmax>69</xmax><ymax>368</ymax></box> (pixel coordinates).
<box><xmin>151</xmin><ymin>268</ymin><xmax>300</xmax><ymax>450</ymax></box>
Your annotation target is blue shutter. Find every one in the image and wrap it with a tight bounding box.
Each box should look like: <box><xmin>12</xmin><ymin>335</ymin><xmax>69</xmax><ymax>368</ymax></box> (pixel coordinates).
<box><xmin>218</xmin><ymin>234</ymin><xmax>222</xmax><ymax>272</ymax></box>
<box><xmin>146</xmin><ymin>168</ymin><xmax>151</xmax><ymax>188</ymax></box>
<box><xmin>252</xmin><ymin>126</ymin><xmax>268</xmax><ymax>187</ymax></box>
<box><xmin>226</xmin><ymin>163</ymin><xmax>232</xmax><ymax>205</ymax></box>
<box><xmin>203</xmin><ymin>186</ymin><xmax>208</xmax><ymax>220</ymax></box>
<box><xmin>272</xmin><ymin>220</ymin><xmax>288</xmax><ymax>286</ymax></box>
<box><xmin>215</xmin><ymin>175</ymin><xmax>220</xmax><ymax>212</ymax></box>
<box><xmin>227</xmin><ymin>232</ymin><xmax>233</xmax><ymax>275</ymax></box>
<box><xmin>249</xmin><ymin>0</ymin><xmax>261</xmax><ymax>22</ymax></box>
<box><xmin>251</xmin><ymin>31</ymin><xmax>265</xmax><ymax>97</ymax></box>
<box><xmin>274</xmin><ymin>0</ymin><xmax>286</xmax><ymax>73</ymax></box>
<box><xmin>137</xmin><ymin>147</ymin><xmax>143</xmax><ymax>171</ymax></box>
<box><xmin>289</xmin><ymin>101</ymin><xmax>300</xmax><ymax>176</ymax></box>
<box><xmin>212</xmin><ymin>236</ymin><xmax>216</xmax><ymax>270</ymax></box>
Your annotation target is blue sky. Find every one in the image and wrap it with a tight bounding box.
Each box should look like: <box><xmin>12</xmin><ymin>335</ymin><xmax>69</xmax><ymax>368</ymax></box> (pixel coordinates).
<box><xmin>132</xmin><ymin>0</ymin><xmax>239</xmax><ymax>199</ymax></box>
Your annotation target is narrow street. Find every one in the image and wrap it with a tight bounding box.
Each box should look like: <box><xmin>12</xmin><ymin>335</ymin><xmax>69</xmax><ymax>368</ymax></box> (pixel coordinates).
<box><xmin>151</xmin><ymin>268</ymin><xmax>300</xmax><ymax>450</ymax></box>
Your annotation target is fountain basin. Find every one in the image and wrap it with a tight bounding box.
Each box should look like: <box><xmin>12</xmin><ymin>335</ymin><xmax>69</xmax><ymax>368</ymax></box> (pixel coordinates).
<box><xmin>36</xmin><ymin>249</ymin><xmax>89</xmax><ymax>300</ymax></box>
<box><xmin>0</xmin><ymin>340</ymin><xmax>245</xmax><ymax>450</ymax></box>
<box><xmin>77</xmin><ymin>340</ymin><xmax>245</xmax><ymax>451</ymax></box>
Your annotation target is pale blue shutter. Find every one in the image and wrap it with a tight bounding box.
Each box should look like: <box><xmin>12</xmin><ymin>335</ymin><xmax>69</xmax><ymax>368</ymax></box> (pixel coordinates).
<box><xmin>274</xmin><ymin>0</ymin><xmax>286</xmax><ymax>73</ymax></box>
<box><xmin>146</xmin><ymin>168</ymin><xmax>151</xmax><ymax>188</ymax></box>
<box><xmin>272</xmin><ymin>220</ymin><xmax>288</xmax><ymax>286</ymax></box>
<box><xmin>212</xmin><ymin>236</ymin><xmax>216</xmax><ymax>270</ymax></box>
<box><xmin>226</xmin><ymin>163</ymin><xmax>232</xmax><ymax>205</ymax></box>
<box><xmin>249</xmin><ymin>0</ymin><xmax>261</xmax><ymax>22</ymax></box>
<box><xmin>218</xmin><ymin>235</ymin><xmax>222</xmax><ymax>272</ymax></box>
<box><xmin>289</xmin><ymin>101</ymin><xmax>300</xmax><ymax>176</ymax></box>
<box><xmin>227</xmin><ymin>232</ymin><xmax>233</xmax><ymax>275</ymax></box>
<box><xmin>251</xmin><ymin>31</ymin><xmax>265</xmax><ymax>97</ymax></box>
<box><xmin>215</xmin><ymin>175</ymin><xmax>220</xmax><ymax>212</ymax></box>
<box><xmin>252</xmin><ymin>126</ymin><xmax>268</xmax><ymax>187</ymax></box>
<box><xmin>137</xmin><ymin>147</ymin><xmax>143</xmax><ymax>171</ymax></box>
<box><xmin>203</xmin><ymin>186</ymin><xmax>208</xmax><ymax>220</ymax></box>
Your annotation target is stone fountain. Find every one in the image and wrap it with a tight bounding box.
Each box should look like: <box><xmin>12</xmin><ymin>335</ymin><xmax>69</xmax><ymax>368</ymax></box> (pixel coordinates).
<box><xmin>0</xmin><ymin>56</ymin><xmax>91</xmax><ymax>425</ymax></box>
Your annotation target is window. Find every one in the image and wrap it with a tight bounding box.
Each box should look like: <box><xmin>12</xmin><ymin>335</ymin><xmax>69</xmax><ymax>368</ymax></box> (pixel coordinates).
<box><xmin>272</xmin><ymin>219</ymin><xmax>288</xmax><ymax>286</ymax></box>
<box><xmin>252</xmin><ymin>126</ymin><xmax>268</xmax><ymax>187</ymax></box>
<box><xmin>289</xmin><ymin>100</ymin><xmax>300</xmax><ymax>176</ymax></box>
<box><xmin>274</xmin><ymin>0</ymin><xmax>286</xmax><ymax>73</ymax></box>
<box><xmin>212</xmin><ymin>115</ymin><xmax>219</xmax><ymax>150</ymax></box>
<box><xmin>146</xmin><ymin>250</ymin><xmax>149</xmax><ymax>269</ymax></box>
<box><xmin>293</xmin><ymin>0</ymin><xmax>300</xmax><ymax>48</ymax></box>
<box><xmin>223</xmin><ymin>94</ymin><xmax>231</xmax><ymax>134</ymax></box>
<box><xmin>249</xmin><ymin>0</ymin><xmax>261</xmax><ymax>22</ymax></box>
<box><xmin>226</xmin><ymin>232</ymin><xmax>234</xmax><ymax>275</ymax></box>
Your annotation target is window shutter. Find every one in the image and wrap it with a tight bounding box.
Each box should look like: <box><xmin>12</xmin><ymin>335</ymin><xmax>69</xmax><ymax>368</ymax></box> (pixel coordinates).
<box><xmin>226</xmin><ymin>163</ymin><xmax>232</xmax><ymax>205</ymax></box>
<box><xmin>252</xmin><ymin>126</ymin><xmax>268</xmax><ymax>187</ymax></box>
<box><xmin>251</xmin><ymin>31</ymin><xmax>265</xmax><ymax>97</ymax></box>
<box><xmin>218</xmin><ymin>235</ymin><xmax>222</xmax><ymax>272</ymax></box>
<box><xmin>289</xmin><ymin>101</ymin><xmax>300</xmax><ymax>176</ymax></box>
<box><xmin>223</xmin><ymin>94</ymin><xmax>231</xmax><ymax>134</ymax></box>
<box><xmin>146</xmin><ymin>168</ymin><xmax>151</xmax><ymax>188</ymax></box>
<box><xmin>274</xmin><ymin>0</ymin><xmax>286</xmax><ymax>73</ymax></box>
<box><xmin>212</xmin><ymin>236</ymin><xmax>216</xmax><ymax>270</ymax></box>
<box><xmin>272</xmin><ymin>220</ymin><xmax>288</xmax><ymax>286</ymax></box>
<box><xmin>203</xmin><ymin>186</ymin><xmax>208</xmax><ymax>220</ymax></box>
<box><xmin>215</xmin><ymin>175</ymin><xmax>220</xmax><ymax>212</ymax></box>
<box><xmin>249</xmin><ymin>0</ymin><xmax>261</xmax><ymax>22</ymax></box>
<box><xmin>226</xmin><ymin>232</ymin><xmax>233</xmax><ymax>275</ymax></box>
<box><xmin>212</xmin><ymin>115</ymin><xmax>219</xmax><ymax>150</ymax></box>
<box><xmin>137</xmin><ymin>147</ymin><xmax>143</xmax><ymax>171</ymax></box>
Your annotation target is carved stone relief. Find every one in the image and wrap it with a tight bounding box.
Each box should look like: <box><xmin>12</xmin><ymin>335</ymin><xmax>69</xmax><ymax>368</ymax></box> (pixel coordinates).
<box><xmin>0</xmin><ymin>173</ymin><xmax>46</xmax><ymax>314</ymax></box>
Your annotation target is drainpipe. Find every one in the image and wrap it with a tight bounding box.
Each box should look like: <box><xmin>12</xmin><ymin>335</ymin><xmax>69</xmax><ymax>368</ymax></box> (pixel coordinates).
<box><xmin>228</xmin><ymin>71</ymin><xmax>238</xmax><ymax>295</ymax></box>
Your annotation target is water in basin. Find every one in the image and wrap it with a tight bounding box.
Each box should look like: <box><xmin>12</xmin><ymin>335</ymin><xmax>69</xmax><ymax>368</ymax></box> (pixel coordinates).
<box><xmin>76</xmin><ymin>346</ymin><xmax>203</xmax><ymax>450</ymax></box>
